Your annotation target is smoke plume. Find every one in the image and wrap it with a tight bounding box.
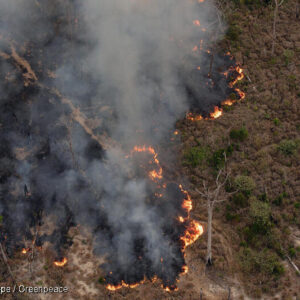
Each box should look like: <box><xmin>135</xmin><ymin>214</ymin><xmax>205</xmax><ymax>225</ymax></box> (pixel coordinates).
<box><xmin>0</xmin><ymin>0</ymin><xmax>235</xmax><ymax>289</ymax></box>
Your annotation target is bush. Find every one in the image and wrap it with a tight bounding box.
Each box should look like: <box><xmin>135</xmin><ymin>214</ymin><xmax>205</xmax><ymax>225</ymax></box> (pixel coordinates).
<box><xmin>98</xmin><ymin>277</ymin><xmax>105</xmax><ymax>284</ymax></box>
<box><xmin>226</xmin><ymin>25</ymin><xmax>241</xmax><ymax>41</ymax></box>
<box><xmin>250</xmin><ymin>200</ymin><xmax>271</xmax><ymax>234</ymax></box>
<box><xmin>234</xmin><ymin>175</ymin><xmax>256</xmax><ymax>194</ymax></box>
<box><xmin>277</xmin><ymin>139</ymin><xmax>299</xmax><ymax>156</ymax></box>
<box><xmin>183</xmin><ymin>146</ymin><xmax>208</xmax><ymax>167</ymax></box>
<box><xmin>239</xmin><ymin>248</ymin><xmax>284</xmax><ymax>277</ymax></box>
<box><xmin>232</xmin><ymin>192</ymin><xmax>248</xmax><ymax>207</ymax></box>
<box><xmin>210</xmin><ymin>145</ymin><xmax>234</xmax><ymax>170</ymax></box>
<box><xmin>288</xmin><ymin>247</ymin><xmax>296</xmax><ymax>258</ymax></box>
<box><xmin>273</xmin><ymin>118</ymin><xmax>280</xmax><ymax>126</ymax></box>
<box><xmin>294</xmin><ymin>202</ymin><xmax>300</xmax><ymax>209</ymax></box>
<box><xmin>230</xmin><ymin>127</ymin><xmax>248</xmax><ymax>142</ymax></box>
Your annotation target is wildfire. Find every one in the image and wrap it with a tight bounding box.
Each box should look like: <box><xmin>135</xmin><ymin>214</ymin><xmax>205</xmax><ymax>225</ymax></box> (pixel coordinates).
<box><xmin>54</xmin><ymin>257</ymin><xmax>68</xmax><ymax>267</ymax></box>
<box><xmin>221</xmin><ymin>99</ymin><xmax>235</xmax><ymax>106</ymax></box>
<box><xmin>209</xmin><ymin>106</ymin><xmax>223</xmax><ymax>119</ymax></box>
<box><xmin>131</xmin><ymin>146</ymin><xmax>163</xmax><ymax>181</ymax></box>
<box><xmin>186</xmin><ymin>112</ymin><xmax>203</xmax><ymax>121</ymax></box>
<box><xmin>107</xmin><ymin>280</ymin><xmax>144</xmax><ymax>291</ymax></box>
<box><xmin>193</xmin><ymin>20</ymin><xmax>201</xmax><ymax>26</ymax></box>
<box><xmin>181</xmin><ymin>265</ymin><xmax>188</xmax><ymax>275</ymax></box>
<box><xmin>21</xmin><ymin>248</ymin><xmax>30</xmax><ymax>254</ymax></box>
<box><xmin>235</xmin><ymin>88</ymin><xmax>245</xmax><ymax>100</ymax></box>
<box><xmin>178</xmin><ymin>216</ymin><xmax>185</xmax><ymax>223</ymax></box>
<box><xmin>179</xmin><ymin>184</ymin><xmax>193</xmax><ymax>214</ymax></box>
<box><xmin>229</xmin><ymin>65</ymin><xmax>244</xmax><ymax>88</ymax></box>
<box><xmin>181</xmin><ymin>220</ymin><xmax>204</xmax><ymax>248</ymax></box>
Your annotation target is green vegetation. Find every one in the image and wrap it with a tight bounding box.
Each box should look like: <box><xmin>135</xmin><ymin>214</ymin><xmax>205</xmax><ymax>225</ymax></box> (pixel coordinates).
<box><xmin>239</xmin><ymin>248</ymin><xmax>284</xmax><ymax>278</ymax></box>
<box><xmin>234</xmin><ymin>175</ymin><xmax>256</xmax><ymax>194</ymax></box>
<box><xmin>283</xmin><ymin>50</ymin><xmax>294</xmax><ymax>65</ymax></box>
<box><xmin>98</xmin><ymin>277</ymin><xmax>105</xmax><ymax>284</ymax></box>
<box><xmin>277</xmin><ymin>139</ymin><xmax>299</xmax><ymax>156</ymax></box>
<box><xmin>273</xmin><ymin>118</ymin><xmax>280</xmax><ymax>126</ymax></box>
<box><xmin>249</xmin><ymin>199</ymin><xmax>271</xmax><ymax>234</ymax></box>
<box><xmin>0</xmin><ymin>215</ymin><xmax>3</xmax><ymax>223</ymax></box>
<box><xmin>183</xmin><ymin>146</ymin><xmax>208</xmax><ymax>167</ymax></box>
<box><xmin>226</xmin><ymin>24</ymin><xmax>241</xmax><ymax>41</ymax></box>
<box><xmin>230</xmin><ymin>127</ymin><xmax>248</xmax><ymax>141</ymax></box>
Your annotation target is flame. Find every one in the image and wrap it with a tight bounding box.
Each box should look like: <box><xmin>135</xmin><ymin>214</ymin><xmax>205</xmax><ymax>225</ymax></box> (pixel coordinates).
<box><xmin>229</xmin><ymin>66</ymin><xmax>244</xmax><ymax>88</ymax></box>
<box><xmin>106</xmin><ymin>280</ymin><xmax>144</xmax><ymax>291</ymax></box>
<box><xmin>21</xmin><ymin>248</ymin><xmax>30</xmax><ymax>254</ymax></box>
<box><xmin>54</xmin><ymin>257</ymin><xmax>68</xmax><ymax>267</ymax></box>
<box><xmin>186</xmin><ymin>112</ymin><xmax>203</xmax><ymax>121</ymax></box>
<box><xmin>163</xmin><ymin>286</ymin><xmax>178</xmax><ymax>292</ymax></box>
<box><xmin>179</xmin><ymin>185</ymin><xmax>193</xmax><ymax>214</ymax></box>
<box><xmin>181</xmin><ymin>265</ymin><xmax>188</xmax><ymax>275</ymax></box>
<box><xmin>131</xmin><ymin>146</ymin><xmax>163</xmax><ymax>181</ymax></box>
<box><xmin>178</xmin><ymin>216</ymin><xmax>185</xmax><ymax>223</ymax></box>
<box><xmin>235</xmin><ymin>88</ymin><xmax>245</xmax><ymax>100</ymax></box>
<box><xmin>181</xmin><ymin>220</ymin><xmax>204</xmax><ymax>248</ymax></box>
<box><xmin>193</xmin><ymin>20</ymin><xmax>201</xmax><ymax>26</ymax></box>
<box><xmin>209</xmin><ymin>106</ymin><xmax>223</xmax><ymax>119</ymax></box>
<box><xmin>221</xmin><ymin>99</ymin><xmax>235</xmax><ymax>106</ymax></box>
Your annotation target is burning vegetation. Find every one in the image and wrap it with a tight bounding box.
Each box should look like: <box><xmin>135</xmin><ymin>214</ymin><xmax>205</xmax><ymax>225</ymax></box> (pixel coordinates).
<box><xmin>0</xmin><ymin>0</ymin><xmax>245</xmax><ymax>294</ymax></box>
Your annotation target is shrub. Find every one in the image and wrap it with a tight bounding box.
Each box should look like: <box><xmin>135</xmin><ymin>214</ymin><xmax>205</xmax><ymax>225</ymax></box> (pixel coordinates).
<box><xmin>210</xmin><ymin>145</ymin><xmax>234</xmax><ymax>170</ymax></box>
<box><xmin>277</xmin><ymin>139</ymin><xmax>299</xmax><ymax>156</ymax></box>
<box><xmin>294</xmin><ymin>202</ymin><xmax>300</xmax><ymax>209</ymax></box>
<box><xmin>210</xmin><ymin>149</ymin><xmax>226</xmax><ymax>170</ymax></box>
<box><xmin>0</xmin><ymin>215</ymin><xmax>3</xmax><ymax>223</ymax></box>
<box><xmin>239</xmin><ymin>248</ymin><xmax>284</xmax><ymax>277</ymax></box>
<box><xmin>250</xmin><ymin>200</ymin><xmax>271</xmax><ymax>234</ymax></box>
<box><xmin>288</xmin><ymin>247</ymin><xmax>296</xmax><ymax>258</ymax></box>
<box><xmin>232</xmin><ymin>192</ymin><xmax>248</xmax><ymax>207</ymax></box>
<box><xmin>234</xmin><ymin>175</ymin><xmax>256</xmax><ymax>194</ymax></box>
<box><xmin>230</xmin><ymin>127</ymin><xmax>248</xmax><ymax>142</ymax></box>
<box><xmin>273</xmin><ymin>118</ymin><xmax>280</xmax><ymax>126</ymax></box>
<box><xmin>226</xmin><ymin>25</ymin><xmax>241</xmax><ymax>41</ymax></box>
<box><xmin>183</xmin><ymin>146</ymin><xmax>208</xmax><ymax>167</ymax></box>
<box><xmin>98</xmin><ymin>277</ymin><xmax>105</xmax><ymax>284</ymax></box>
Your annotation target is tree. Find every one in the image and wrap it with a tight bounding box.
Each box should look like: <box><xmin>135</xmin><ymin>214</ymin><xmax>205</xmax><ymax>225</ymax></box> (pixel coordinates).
<box><xmin>196</xmin><ymin>154</ymin><xmax>232</xmax><ymax>265</ymax></box>
<box><xmin>271</xmin><ymin>0</ymin><xmax>285</xmax><ymax>56</ymax></box>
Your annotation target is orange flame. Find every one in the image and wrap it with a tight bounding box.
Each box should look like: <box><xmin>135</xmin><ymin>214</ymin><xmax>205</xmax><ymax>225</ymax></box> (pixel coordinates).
<box><xmin>181</xmin><ymin>220</ymin><xmax>204</xmax><ymax>248</ymax></box>
<box><xmin>221</xmin><ymin>99</ymin><xmax>235</xmax><ymax>106</ymax></box>
<box><xmin>229</xmin><ymin>66</ymin><xmax>244</xmax><ymax>88</ymax></box>
<box><xmin>178</xmin><ymin>216</ymin><xmax>185</xmax><ymax>223</ymax></box>
<box><xmin>193</xmin><ymin>20</ymin><xmax>201</xmax><ymax>26</ymax></box>
<box><xmin>21</xmin><ymin>248</ymin><xmax>30</xmax><ymax>254</ymax></box>
<box><xmin>106</xmin><ymin>280</ymin><xmax>144</xmax><ymax>291</ymax></box>
<box><xmin>235</xmin><ymin>88</ymin><xmax>245</xmax><ymax>100</ymax></box>
<box><xmin>186</xmin><ymin>112</ymin><xmax>203</xmax><ymax>121</ymax></box>
<box><xmin>209</xmin><ymin>106</ymin><xmax>223</xmax><ymax>119</ymax></box>
<box><xmin>181</xmin><ymin>265</ymin><xmax>188</xmax><ymax>275</ymax></box>
<box><xmin>54</xmin><ymin>257</ymin><xmax>68</xmax><ymax>267</ymax></box>
<box><xmin>131</xmin><ymin>146</ymin><xmax>163</xmax><ymax>181</ymax></box>
<box><xmin>179</xmin><ymin>185</ymin><xmax>193</xmax><ymax>214</ymax></box>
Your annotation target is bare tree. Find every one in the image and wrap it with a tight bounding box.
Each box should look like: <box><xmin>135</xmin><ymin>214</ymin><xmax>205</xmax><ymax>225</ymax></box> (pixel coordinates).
<box><xmin>271</xmin><ymin>0</ymin><xmax>285</xmax><ymax>56</ymax></box>
<box><xmin>196</xmin><ymin>155</ymin><xmax>232</xmax><ymax>266</ymax></box>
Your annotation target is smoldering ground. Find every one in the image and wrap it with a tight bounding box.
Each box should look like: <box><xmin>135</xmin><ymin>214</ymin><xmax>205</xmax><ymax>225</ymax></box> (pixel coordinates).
<box><xmin>0</xmin><ymin>0</ymin><xmax>236</xmax><ymax>288</ymax></box>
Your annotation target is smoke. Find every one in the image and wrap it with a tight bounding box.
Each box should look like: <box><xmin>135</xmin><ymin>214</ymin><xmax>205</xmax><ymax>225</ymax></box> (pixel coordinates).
<box><xmin>0</xmin><ymin>0</ymin><xmax>232</xmax><ymax>288</ymax></box>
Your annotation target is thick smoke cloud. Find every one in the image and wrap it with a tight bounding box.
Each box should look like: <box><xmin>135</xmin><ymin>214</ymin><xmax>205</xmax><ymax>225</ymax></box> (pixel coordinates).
<box><xmin>0</xmin><ymin>0</ymin><xmax>230</xmax><ymax>288</ymax></box>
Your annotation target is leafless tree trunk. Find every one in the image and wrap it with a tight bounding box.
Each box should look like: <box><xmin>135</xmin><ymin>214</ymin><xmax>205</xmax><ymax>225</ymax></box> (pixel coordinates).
<box><xmin>196</xmin><ymin>154</ymin><xmax>232</xmax><ymax>266</ymax></box>
<box><xmin>271</xmin><ymin>0</ymin><xmax>285</xmax><ymax>56</ymax></box>
<box><xmin>0</xmin><ymin>243</ymin><xmax>15</xmax><ymax>283</ymax></box>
